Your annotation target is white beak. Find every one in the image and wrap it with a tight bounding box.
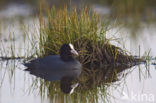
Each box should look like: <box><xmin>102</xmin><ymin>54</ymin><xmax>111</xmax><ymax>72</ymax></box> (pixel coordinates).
<box><xmin>70</xmin><ymin>83</ymin><xmax>79</xmax><ymax>94</ymax></box>
<box><xmin>71</xmin><ymin>49</ymin><xmax>79</xmax><ymax>56</ymax></box>
<box><xmin>69</xmin><ymin>43</ymin><xmax>79</xmax><ymax>56</ymax></box>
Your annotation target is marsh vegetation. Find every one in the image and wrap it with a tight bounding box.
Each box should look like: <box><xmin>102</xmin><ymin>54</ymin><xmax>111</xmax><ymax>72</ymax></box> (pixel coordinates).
<box><xmin>38</xmin><ymin>7</ymin><xmax>143</xmax><ymax>67</ymax></box>
<box><xmin>0</xmin><ymin>0</ymin><xmax>156</xmax><ymax>103</ymax></box>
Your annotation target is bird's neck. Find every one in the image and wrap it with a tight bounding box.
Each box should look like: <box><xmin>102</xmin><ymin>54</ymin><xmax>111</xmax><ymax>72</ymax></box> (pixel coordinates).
<box><xmin>60</xmin><ymin>55</ymin><xmax>75</xmax><ymax>61</ymax></box>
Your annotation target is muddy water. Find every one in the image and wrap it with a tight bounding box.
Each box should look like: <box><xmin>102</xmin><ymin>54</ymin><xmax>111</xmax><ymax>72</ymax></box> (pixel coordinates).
<box><xmin>0</xmin><ymin>3</ymin><xmax>156</xmax><ymax>103</ymax></box>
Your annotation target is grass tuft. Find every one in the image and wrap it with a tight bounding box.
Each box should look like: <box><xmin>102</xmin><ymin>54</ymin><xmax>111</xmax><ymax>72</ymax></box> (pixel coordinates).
<box><xmin>39</xmin><ymin>6</ymin><xmax>138</xmax><ymax>68</ymax></box>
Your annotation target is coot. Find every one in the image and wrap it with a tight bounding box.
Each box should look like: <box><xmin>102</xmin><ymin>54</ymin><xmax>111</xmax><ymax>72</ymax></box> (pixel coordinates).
<box><xmin>24</xmin><ymin>43</ymin><xmax>82</xmax><ymax>80</ymax></box>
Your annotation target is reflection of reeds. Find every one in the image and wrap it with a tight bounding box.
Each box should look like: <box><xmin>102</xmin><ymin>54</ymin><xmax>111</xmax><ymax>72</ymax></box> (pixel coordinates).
<box><xmin>30</xmin><ymin>65</ymin><xmax>146</xmax><ymax>103</ymax></box>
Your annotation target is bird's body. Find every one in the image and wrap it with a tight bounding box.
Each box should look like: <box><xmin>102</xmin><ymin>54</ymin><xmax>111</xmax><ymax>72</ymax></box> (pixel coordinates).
<box><xmin>24</xmin><ymin>43</ymin><xmax>82</xmax><ymax>81</ymax></box>
<box><xmin>24</xmin><ymin>55</ymin><xmax>81</xmax><ymax>71</ymax></box>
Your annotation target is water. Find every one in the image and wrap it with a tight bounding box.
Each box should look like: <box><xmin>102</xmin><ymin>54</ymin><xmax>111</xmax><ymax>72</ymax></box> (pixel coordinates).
<box><xmin>110</xmin><ymin>65</ymin><xmax>156</xmax><ymax>103</ymax></box>
<box><xmin>0</xmin><ymin>2</ymin><xmax>156</xmax><ymax>103</ymax></box>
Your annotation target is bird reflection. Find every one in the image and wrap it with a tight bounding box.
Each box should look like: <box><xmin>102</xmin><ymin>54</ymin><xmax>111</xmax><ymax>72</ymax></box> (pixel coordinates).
<box><xmin>25</xmin><ymin>67</ymin><xmax>81</xmax><ymax>94</ymax></box>
<box><xmin>60</xmin><ymin>76</ymin><xmax>79</xmax><ymax>94</ymax></box>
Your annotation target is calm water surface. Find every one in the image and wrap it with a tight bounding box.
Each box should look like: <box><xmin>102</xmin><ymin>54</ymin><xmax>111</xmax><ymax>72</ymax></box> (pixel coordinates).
<box><xmin>0</xmin><ymin>3</ymin><xmax>156</xmax><ymax>103</ymax></box>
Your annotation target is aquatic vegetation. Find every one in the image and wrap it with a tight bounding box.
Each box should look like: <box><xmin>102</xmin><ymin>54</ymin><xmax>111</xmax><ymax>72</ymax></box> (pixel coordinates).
<box><xmin>39</xmin><ymin>6</ymin><xmax>140</xmax><ymax>69</ymax></box>
<box><xmin>27</xmin><ymin>6</ymin><xmax>145</xmax><ymax>102</ymax></box>
<box><xmin>0</xmin><ymin>1</ymin><xmax>155</xmax><ymax>103</ymax></box>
